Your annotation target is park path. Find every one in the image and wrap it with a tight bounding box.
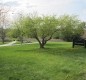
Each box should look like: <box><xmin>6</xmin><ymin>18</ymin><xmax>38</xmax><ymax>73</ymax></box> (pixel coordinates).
<box><xmin>0</xmin><ymin>41</ymin><xmax>17</xmax><ymax>47</ymax></box>
<box><xmin>0</xmin><ymin>41</ymin><xmax>38</xmax><ymax>47</ymax></box>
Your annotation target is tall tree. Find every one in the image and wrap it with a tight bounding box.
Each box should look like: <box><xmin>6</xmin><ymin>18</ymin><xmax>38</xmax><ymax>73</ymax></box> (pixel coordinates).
<box><xmin>0</xmin><ymin>6</ymin><xmax>9</xmax><ymax>43</ymax></box>
<box><xmin>58</xmin><ymin>15</ymin><xmax>84</xmax><ymax>41</ymax></box>
<box><xmin>10</xmin><ymin>15</ymin><xmax>25</xmax><ymax>43</ymax></box>
<box><xmin>24</xmin><ymin>15</ymin><xmax>58</xmax><ymax>48</ymax></box>
<box><xmin>12</xmin><ymin>15</ymin><xmax>58</xmax><ymax>48</ymax></box>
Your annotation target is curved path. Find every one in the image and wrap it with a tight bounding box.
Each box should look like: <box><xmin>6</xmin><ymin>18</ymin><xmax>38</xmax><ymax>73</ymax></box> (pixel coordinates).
<box><xmin>0</xmin><ymin>41</ymin><xmax>38</xmax><ymax>47</ymax></box>
<box><xmin>0</xmin><ymin>41</ymin><xmax>17</xmax><ymax>47</ymax></box>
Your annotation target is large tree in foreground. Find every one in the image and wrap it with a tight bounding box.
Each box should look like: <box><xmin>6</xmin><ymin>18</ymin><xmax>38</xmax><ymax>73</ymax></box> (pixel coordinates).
<box><xmin>25</xmin><ymin>16</ymin><xmax>58</xmax><ymax>48</ymax></box>
<box><xmin>14</xmin><ymin>15</ymin><xmax>58</xmax><ymax>48</ymax></box>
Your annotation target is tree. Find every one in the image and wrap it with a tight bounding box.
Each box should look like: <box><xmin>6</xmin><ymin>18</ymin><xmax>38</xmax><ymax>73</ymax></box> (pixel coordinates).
<box><xmin>13</xmin><ymin>15</ymin><xmax>58</xmax><ymax>48</ymax></box>
<box><xmin>10</xmin><ymin>16</ymin><xmax>25</xmax><ymax>44</ymax></box>
<box><xmin>58</xmin><ymin>15</ymin><xmax>84</xmax><ymax>41</ymax></box>
<box><xmin>0</xmin><ymin>28</ymin><xmax>6</xmax><ymax>43</ymax></box>
<box><xmin>0</xmin><ymin>6</ymin><xmax>9</xmax><ymax>43</ymax></box>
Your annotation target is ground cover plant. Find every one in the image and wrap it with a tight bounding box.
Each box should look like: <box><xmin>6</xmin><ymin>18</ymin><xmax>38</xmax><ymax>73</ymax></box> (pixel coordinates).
<box><xmin>0</xmin><ymin>42</ymin><xmax>86</xmax><ymax>80</ymax></box>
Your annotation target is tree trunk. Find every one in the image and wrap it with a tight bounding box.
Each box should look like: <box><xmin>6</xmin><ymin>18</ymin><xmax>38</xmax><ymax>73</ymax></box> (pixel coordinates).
<box><xmin>2</xmin><ymin>39</ymin><xmax>5</xmax><ymax>44</ymax></box>
<box><xmin>1</xmin><ymin>29</ymin><xmax>5</xmax><ymax>44</ymax></box>
<box><xmin>21</xmin><ymin>38</ymin><xmax>23</xmax><ymax>44</ymax></box>
<box><xmin>1</xmin><ymin>37</ymin><xmax>5</xmax><ymax>44</ymax></box>
<box><xmin>35</xmin><ymin>36</ymin><xmax>46</xmax><ymax>48</ymax></box>
<box><xmin>19</xmin><ymin>36</ymin><xmax>23</xmax><ymax>44</ymax></box>
<box><xmin>40</xmin><ymin>43</ymin><xmax>45</xmax><ymax>48</ymax></box>
<box><xmin>40</xmin><ymin>38</ymin><xmax>46</xmax><ymax>48</ymax></box>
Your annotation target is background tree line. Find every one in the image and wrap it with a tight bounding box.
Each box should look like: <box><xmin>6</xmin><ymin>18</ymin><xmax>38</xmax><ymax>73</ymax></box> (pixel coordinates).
<box><xmin>0</xmin><ymin>12</ymin><xmax>85</xmax><ymax>48</ymax></box>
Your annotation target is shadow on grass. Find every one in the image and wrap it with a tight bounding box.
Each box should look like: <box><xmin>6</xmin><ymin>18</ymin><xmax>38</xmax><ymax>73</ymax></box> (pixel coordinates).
<box><xmin>15</xmin><ymin>42</ymin><xmax>86</xmax><ymax>60</ymax></box>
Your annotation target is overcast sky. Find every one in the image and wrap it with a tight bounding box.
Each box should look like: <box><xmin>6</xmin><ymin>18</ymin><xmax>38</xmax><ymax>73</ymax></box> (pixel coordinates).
<box><xmin>0</xmin><ymin>0</ymin><xmax>86</xmax><ymax>21</ymax></box>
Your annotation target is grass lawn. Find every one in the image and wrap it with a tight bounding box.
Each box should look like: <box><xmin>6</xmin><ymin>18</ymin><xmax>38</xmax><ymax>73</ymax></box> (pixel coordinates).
<box><xmin>0</xmin><ymin>42</ymin><xmax>86</xmax><ymax>80</ymax></box>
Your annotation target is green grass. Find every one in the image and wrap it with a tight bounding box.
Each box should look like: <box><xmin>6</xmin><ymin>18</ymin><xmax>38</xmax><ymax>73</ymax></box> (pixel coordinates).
<box><xmin>0</xmin><ymin>42</ymin><xmax>86</xmax><ymax>80</ymax></box>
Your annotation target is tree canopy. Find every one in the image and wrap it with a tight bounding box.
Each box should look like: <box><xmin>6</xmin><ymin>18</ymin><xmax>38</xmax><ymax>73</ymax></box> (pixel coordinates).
<box><xmin>10</xmin><ymin>14</ymin><xmax>85</xmax><ymax>48</ymax></box>
<box><xmin>58</xmin><ymin>15</ymin><xmax>84</xmax><ymax>41</ymax></box>
<box><xmin>11</xmin><ymin>15</ymin><xmax>58</xmax><ymax>48</ymax></box>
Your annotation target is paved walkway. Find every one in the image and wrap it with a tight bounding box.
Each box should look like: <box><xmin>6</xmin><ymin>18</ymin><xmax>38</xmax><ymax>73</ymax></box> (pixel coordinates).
<box><xmin>0</xmin><ymin>41</ymin><xmax>38</xmax><ymax>47</ymax></box>
<box><xmin>0</xmin><ymin>41</ymin><xmax>17</xmax><ymax>47</ymax></box>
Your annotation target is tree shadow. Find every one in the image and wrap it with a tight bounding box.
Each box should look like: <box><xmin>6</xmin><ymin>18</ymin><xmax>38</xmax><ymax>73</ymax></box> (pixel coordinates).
<box><xmin>15</xmin><ymin>42</ymin><xmax>86</xmax><ymax>59</ymax></box>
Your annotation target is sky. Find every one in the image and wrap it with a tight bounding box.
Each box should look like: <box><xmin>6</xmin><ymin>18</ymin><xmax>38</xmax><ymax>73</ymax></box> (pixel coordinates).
<box><xmin>0</xmin><ymin>0</ymin><xmax>86</xmax><ymax>21</ymax></box>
